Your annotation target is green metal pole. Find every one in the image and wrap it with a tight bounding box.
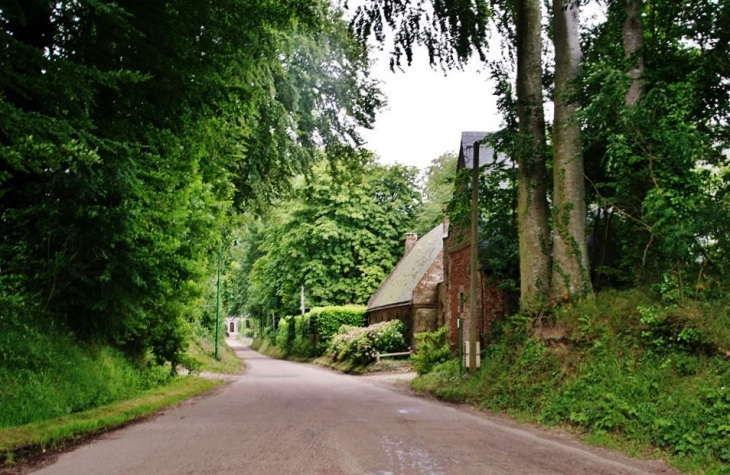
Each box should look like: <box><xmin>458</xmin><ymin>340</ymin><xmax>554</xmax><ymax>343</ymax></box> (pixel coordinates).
<box><xmin>214</xmin><ymin>246</ymin><xmax>222</xmax><ymax>360</ymax></box>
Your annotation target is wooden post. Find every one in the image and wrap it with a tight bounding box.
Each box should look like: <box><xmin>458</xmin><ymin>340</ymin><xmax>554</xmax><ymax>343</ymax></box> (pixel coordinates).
<box><xmin>469</xmin><ymin>141</ymin><xmax>480</xmax><ymax>374</ymax></box>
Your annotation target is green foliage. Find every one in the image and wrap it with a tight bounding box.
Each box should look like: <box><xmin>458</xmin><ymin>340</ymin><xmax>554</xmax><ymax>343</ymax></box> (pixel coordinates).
<box><xmin>328</xmin><ymin>320</ymin><xmax>408</xmax><ymax>366</ymax></box>
<box><xmin>350</xmin><ymin>0</ymin><xmax>492</xmax><ymax>70</ymax></box>
<box><xmin>185</xmin><ymin>332</ymin><xmax>243</xmax><ymax>375</ymax></box>
<box><xmin>264</xmin><ymin>306</ymin><xmax>367</xmax><ymax>359</ymax></box>
<box><xmin>0</xmin><ymin>0</ymin><xmax>381</xmax><ymax>366</ymax></box>
<box><xmin>310</xmin><ymin>305</ymin><xmax>368</xmax><ymax>351</ymax></box>
<box><xmin>411</xmin><ymin>290</ymin><xmax>730</xmax><ymax>472</ymax></box>
<box><xmin>414</xmin><ymin>152</ymin><xmax>457</xmax><ymax>236</ymax></box>
<box><xmin>411</xmin><ymin>326</ymin><xmax>454</xmax><ymax>375</ymax></box>
<box><xmin>636</xmin><ymin>305</ymin><xmax>718</xmax><ymax>359</ymax></box>
<box><xmin>447</xmin><ymin>130</ymin><xmax>520</xmax><ymax>298</ymax></box>
<box><xmin>580</xmin><ymin>0</ymin><xmax>730</xmax><ymax>293</ymax></box>
<box><xmin>411</xmin><ymin>359</ymin><xmax>467</xmax><ymax>402</ymax></box>
<box><xmin>235</xmin><ymin>161</ymin><xmax>420</xmax><ymax>318</ymax></box>
<box><xmin>0</xmin><ymin>309</ymin><xmax>169</xmax><ymax>429</ymax></box>
<box><xmin>0</xmin><ymin>377</ymin><xmax>222</xmax><ymax>456</ymax></box>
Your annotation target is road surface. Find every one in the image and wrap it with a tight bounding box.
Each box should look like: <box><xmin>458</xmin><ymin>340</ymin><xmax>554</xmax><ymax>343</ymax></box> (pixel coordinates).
<box><xmin>31</xmin><ymin>340</ymin><xmax>679</xmax><ymax>474</ymax></box>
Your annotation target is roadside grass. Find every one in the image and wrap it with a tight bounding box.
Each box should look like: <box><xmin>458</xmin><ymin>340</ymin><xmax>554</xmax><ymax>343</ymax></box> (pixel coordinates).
<box><xmin>313</xmin><ymin>356</ymin><xmax>413</xmax><ymax>374</ymax></box>
<box><xmin>411</xmin><ymin>290</ymin><xmax>730</xmax><ymax>475</ymax></box>
<box><xmin>0</xmin><ymin>321</ymin><xmax>171</xmax><ymax>430</ymax></box>
<box><xmin>0</xmin><ymin>376</ymin><xmax>223</xmax><ymax>464</ymax></box>
<box><xmin>0</xmin><ymin>314</ymin><xmax>240</xmax><ymax>468</ymax></box>
<box><xmin>250</xmin><ymin>336</ymin><xmax>283</xmax><ymax>359</ymax></box>
<box><xmin>312</xmin><ymin>355</ymin><xmax>369</xmax><ymax>374</ymax></box>
<box><xmin>185</xmin><ymin>335</ymin><xmax>242</xmax><ymax>374</ymax></box>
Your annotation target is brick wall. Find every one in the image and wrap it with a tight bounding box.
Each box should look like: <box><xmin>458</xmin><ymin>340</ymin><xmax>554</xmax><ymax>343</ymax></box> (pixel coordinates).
<box><xmin>444</xmin><ymin>238</ymin><xmax>505</xmax><ymax>349</ymax></box>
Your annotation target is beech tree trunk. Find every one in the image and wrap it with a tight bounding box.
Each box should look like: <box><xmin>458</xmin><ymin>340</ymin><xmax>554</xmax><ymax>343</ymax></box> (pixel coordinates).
<box><xmin>622</xmin><ymin>0</ymin><xmax>645</xmax><ymax>106</ymax></box>
<box><xmin>551</xmin><ymin>0</ymin><xmax>592</xmax><ymax>299</ymax></box>
<box><xmin>516</xmin><ymin>0</ymin><xmax>551</xmax><ymax>311</ymax></box>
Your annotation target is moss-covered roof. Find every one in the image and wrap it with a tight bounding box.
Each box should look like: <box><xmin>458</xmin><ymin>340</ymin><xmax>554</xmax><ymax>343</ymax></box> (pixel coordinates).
<box><xmin>367</xmin><ymin>224</ymin><xmax>443</xmax><ymax>311</ymax></box>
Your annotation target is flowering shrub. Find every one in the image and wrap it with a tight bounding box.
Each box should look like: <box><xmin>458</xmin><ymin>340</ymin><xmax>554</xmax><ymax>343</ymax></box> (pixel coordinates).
<box><xmin>328</xmin><ymin>320</ymin><xmax>408</xmax><ymax>366</ymax></box>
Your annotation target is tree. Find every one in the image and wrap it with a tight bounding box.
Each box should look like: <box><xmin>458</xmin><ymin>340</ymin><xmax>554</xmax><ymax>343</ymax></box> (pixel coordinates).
<box><xmin>414</xmin><ymin>151</ymin><xmax>457</xmax><ymax>236</ymax></box>
<box><xmin>579</xmin><ymin>0</ymin><xmax>730</xmax><ymax>296</ymax></box>
<box><xmin>237</xmin><ymin>159</ymin><xmax>422</xmax><ymax>318</ymax></box>
<box><xmin>515</xmin><ymin>0</ymin><xmax>552</xmax><ymax>310</ymax></box>
<box><xmin>550</xmin><ymin>0</ymin><xmax>592</xmax><ymax>299</ymax></box>
<box><xmin>0</xmin><ymin>0</ymin><xmax>382</xmax><ymax>364</ymax></box>
<box><xmin>350</xmin><ymin>0</ymin><xmax>730</xmax><ymax>308</ymax></box>
<box><xmin>622</xmin><ymin>0</ymin><xmax>645</xmax><ymax>106</ymax></box>
<box><xmin>350</xmin><ymin>0</ymin><xmax>557</xmax><ymax>310</ymax></box>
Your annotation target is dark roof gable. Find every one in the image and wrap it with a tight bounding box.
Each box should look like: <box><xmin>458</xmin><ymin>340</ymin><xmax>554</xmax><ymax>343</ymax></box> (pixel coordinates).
<box><xmin>458</xmin><ymin>131</ymin><xmax>497</xmax><ymax>170</ymax></box>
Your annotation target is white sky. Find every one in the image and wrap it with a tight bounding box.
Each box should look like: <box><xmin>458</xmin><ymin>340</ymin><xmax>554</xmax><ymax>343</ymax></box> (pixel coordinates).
<box><xmin>355</xmin><ymin>3</ymin><xmax>606</xmax><ymax>172</ymax></box>
<box><xmin>360</xmin><ymin>49</ymin><xmax>503</xmax><ymax>170</ymax></box>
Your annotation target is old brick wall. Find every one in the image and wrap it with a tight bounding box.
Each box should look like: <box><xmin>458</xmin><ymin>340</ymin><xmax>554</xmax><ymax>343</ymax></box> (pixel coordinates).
<box><xmin>446</xmin><ymin>243</ymin><xmax>471</xmax><ymax>346</ymax></box>
<box><xmin>444</xmin><ymin>239</ymin><xmax>505</xmax><ymax>349</ymax></box>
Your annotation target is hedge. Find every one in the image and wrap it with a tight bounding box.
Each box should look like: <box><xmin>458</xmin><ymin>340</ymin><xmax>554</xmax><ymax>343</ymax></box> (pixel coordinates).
<box><xmin>273</xmin><ymin>305</ymin><xmax>367</xmax><ymax>358</ymax></box>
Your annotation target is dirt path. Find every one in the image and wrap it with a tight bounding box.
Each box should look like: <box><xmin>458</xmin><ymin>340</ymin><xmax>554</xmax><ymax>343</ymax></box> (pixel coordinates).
<box><xmin>30</xmin><ymin>340</ymin><xmax>680</xmax><ymax>474</ymax></box>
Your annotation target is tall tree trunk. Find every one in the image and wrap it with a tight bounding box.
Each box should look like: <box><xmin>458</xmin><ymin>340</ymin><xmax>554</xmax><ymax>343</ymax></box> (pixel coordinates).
<box><xmin>551</xmin><ymin>0</ymin><xmax>592</xmax><ymax>299</ymax></box>
<box><xmin>622</xmin><ymin>0</ymin><xmax>645</xmax><ymax>105</ymax></box>
<box><xmin>516</xmin><ymin>0</ymin><xmax>551</xmax><ymax>311</ymax></box>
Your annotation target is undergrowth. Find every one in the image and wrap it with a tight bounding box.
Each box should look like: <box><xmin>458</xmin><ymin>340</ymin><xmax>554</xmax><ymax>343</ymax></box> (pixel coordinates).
<box><xmin>412</xmin><ymin>289</ymin><xmax>730</xmax><ymax>474</ymax></box>
<box><xmin>0</xmin><ymin>316</ymin><xmax>170</xmax><ymax>429</ymax></box>
<box><xmin>0</xmin><ymin>298</ymin><xmax>236</xmax><ymax>430</ymax></box>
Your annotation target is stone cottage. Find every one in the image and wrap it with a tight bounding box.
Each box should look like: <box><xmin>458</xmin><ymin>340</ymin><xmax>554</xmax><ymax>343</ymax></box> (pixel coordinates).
<box><xmin>443</xmin><ymin>131</ymin><xmax>506</xmax><ymax>349</ymax></box>
<box><xmin>366</xmin><ymin>223</ymin><xmax>446</xmax><ymax>345</ymax></box>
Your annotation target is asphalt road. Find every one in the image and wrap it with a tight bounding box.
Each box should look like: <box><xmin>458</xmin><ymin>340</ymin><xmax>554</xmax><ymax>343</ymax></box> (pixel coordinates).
<box><xmin>31</xmin><ymin>340</ymin><xmax>680</xmax><ymax>475</ymax></box>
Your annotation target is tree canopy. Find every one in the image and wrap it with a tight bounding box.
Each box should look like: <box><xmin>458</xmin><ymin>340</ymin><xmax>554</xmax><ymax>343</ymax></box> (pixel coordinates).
<box><xmin>350</xmin><ymin>0</ymin><xmax>730</xmax><ymax>308</ymax></box>
<box><xmin>0</xmin><ymin>0</ymin><xmax>382</xmax><ymax>364</ymax></box>
<box><xmin>232</xmin><ymin>159</ymin><xmax>421</xmax><ymax>318</ymax></box>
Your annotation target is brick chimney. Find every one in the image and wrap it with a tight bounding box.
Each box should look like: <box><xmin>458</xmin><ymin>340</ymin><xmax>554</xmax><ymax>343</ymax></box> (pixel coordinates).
<box><xmin>405</xmin><ymin>233</ymin><xmax>418</xmax><ymax>256</ymax></box>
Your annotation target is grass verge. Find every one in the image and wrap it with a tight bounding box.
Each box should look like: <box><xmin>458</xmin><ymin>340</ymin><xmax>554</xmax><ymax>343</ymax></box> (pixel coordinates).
<box><xmin>185</xmin><ymin>335</ymin><xmax>243</xmax><ymax>374</ymax></box>
<box><xmin>0</xmin><ymin>376</ymin><xmax>223</xmax><ymax>465</ymax></box>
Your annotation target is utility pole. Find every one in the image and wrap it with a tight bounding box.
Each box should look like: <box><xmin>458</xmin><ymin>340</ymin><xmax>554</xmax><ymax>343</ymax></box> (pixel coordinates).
<box><xmin>469</xmin><ymin>141</ymin><xmax>480</xmax><ymax>374</ymax></box>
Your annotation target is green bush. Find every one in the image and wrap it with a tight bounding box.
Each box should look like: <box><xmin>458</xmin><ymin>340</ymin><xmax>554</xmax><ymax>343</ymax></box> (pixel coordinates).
<box><xmin>274</xmin><ymin>317</ymin><xmax>291</xmax><ymax>353</ymax></box>
<box><xmin>410</xmin><ymin>291</ymin><xmax>730</xmax><ymax>472</ymax></box>
<box><xmin>309</xmin><ymin>305</ymin><xmax>367</xmax><ymax>353</ymax></box>
<box><xmin>412</xmin><ymin>326</ymin><xmax>454</xmax><ymax>375</ymax></box>
<box><xmin>267</xmin><ymin>306</ymin><xmax>367</xmax><ymax>359</ymax></box>
<box><xmin>291</xmin><ymin>316</ymin><xmax>315</xmax><ymax>358</ymax></box>
<box><xmin>328</xmin><ymin>320</ymin><xmax>407</xmax><ymax>366</ymax></box>
<box><xmin>272</xmin><ymin>314</ymin><xmax>315</xmax><ymax>358</ymax></box>
<box><xmin>0</xmin><ymin>303</ymin><xmax>169</xmax><ymax>428</ymax></box>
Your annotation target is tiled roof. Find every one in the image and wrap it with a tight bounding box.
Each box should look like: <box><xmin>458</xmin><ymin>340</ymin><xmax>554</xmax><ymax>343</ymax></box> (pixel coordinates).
<box><xmin>367</xmin><ymin>224</ymin><xmax>444</xmax><ymax>311</ymax></box>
